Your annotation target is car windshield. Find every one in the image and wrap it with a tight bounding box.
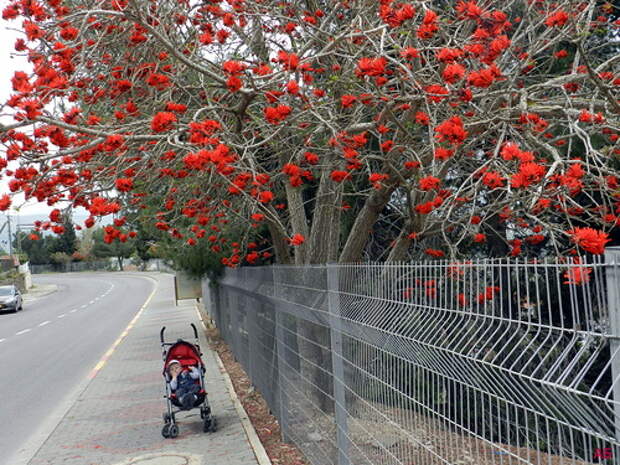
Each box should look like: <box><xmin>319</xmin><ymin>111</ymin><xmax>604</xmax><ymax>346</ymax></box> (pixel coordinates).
<box><xmin>0</xmin><ymin>287</ymin><xmax>14</xmax><ymax>296</ymax></box>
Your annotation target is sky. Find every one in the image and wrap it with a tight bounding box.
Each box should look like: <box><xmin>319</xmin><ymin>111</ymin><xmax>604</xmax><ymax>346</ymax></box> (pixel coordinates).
<box><xmin>1</xmin><ymin>19</ymin><xmax>90</xmax><ymax>221</ymax></box>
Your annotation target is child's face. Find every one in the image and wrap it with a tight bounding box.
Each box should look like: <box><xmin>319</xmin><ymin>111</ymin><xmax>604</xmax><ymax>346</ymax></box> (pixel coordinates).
<box><xmin>169</xmin><ymin>363</ymin><xmax>181</xmax><ymax>376</ymax></box>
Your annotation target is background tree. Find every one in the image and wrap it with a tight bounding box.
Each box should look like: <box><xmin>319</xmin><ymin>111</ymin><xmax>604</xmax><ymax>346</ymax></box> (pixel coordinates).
<box><xmin>91</xmin><ymin>228</ymin><xmax>136</xmax><ymax>271</ymax></box>
<box><xmin>14</xmin><ymin>231</ymin><xmax>53</xmax><ymax>265</ymax></box>
<box><xmin>48</xmin><ymin>216</ymin><xmax>77</xmax><ymax>257</ymax></box>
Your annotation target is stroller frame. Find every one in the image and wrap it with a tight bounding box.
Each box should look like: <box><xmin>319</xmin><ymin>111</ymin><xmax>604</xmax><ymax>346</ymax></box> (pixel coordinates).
<box><xmin>160</xmin><ymin>323</ymin><xmax>217</xmax><ymax>438</ymax></box>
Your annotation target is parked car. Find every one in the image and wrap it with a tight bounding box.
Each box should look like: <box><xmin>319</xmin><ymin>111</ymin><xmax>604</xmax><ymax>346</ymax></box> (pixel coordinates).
<box><xmin>0</xmin><ymin>285</ymin><xmax>23</xmax><ymax>313</ymax></box>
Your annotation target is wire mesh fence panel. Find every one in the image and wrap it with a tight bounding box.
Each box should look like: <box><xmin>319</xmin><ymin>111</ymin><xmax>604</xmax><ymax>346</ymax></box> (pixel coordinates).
<box><xmin>205</xmin><ymin>252</ymin><xmax>620</xmax><ymax>465</ymax></box>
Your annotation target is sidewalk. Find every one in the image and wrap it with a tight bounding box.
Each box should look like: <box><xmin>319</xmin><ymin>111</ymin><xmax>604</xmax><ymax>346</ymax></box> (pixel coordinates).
<box><xmin>26</xmin><ymin>273</ymin><xmax>263</xmax><ymax>465</ymax></box>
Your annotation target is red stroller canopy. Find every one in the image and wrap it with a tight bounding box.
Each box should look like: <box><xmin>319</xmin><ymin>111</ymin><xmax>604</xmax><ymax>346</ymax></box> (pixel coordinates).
<box><xmin>164</xmin><ymin>340</ymin><xmax>204</xmax><ymax>375</ymax></box>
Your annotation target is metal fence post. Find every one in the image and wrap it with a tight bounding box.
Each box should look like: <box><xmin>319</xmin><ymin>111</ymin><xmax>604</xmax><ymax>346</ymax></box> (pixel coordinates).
<box><xmin>327</xmin><ymin>263</ymin><xmax>351</xmax><ymax>465</ymax></box>
<box><xmin>606</xmin><ymin>246</ymin><xmax>620</xmax><ymax>443</ymax></box>
<box><xmin>247</xmin><ymin>298</ymin><xmax>259</xmax><ymax>384</ymax></box>
<box><xmin>275</xmin><ymin>303</ymin><xmax>291</xmax><ymax>442</ymax></box>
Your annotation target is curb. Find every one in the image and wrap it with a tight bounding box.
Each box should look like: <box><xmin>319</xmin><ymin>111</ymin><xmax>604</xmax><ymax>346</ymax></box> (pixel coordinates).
<box><xmin>23</xmin><ymin>284</ymin><xmax>59</xmax><ymax>303</ymax></box>
<box><xmin>194</xmin><ymin>303</ymin><xmax>273</xmax><ymax>465</ymax></box>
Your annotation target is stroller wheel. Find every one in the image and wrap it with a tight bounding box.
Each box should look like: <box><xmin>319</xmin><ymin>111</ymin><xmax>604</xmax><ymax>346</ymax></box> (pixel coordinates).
<box><xmin>161</xmin><ymin>424</ymin><xmax>171</xmax><ymax>438</ymax></box>
<box><xmin>168</xmin><ymin>424</ymin><xmax>179</xmax><ymax>438</ymax></box>
<box><xmin>204</xmin><ymin>416</ymin><xmax>217</xmax><ymax>433</ymax></box>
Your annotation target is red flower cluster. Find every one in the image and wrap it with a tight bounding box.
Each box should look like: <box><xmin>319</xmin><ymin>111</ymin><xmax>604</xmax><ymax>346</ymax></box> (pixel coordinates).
<box><xmin>88</xmin><ymin>197</ymin><xmax>121</xmax><ymax>217</ymax></box>
<box><xmin>417</xmin><ymin>10</ymin><xmax>439</xmax><ymax>39</ymax></box>
<box><xmin>275</xmin><ymin>51</ymin><xmax>299</xmax><ymax>71</ymax></box>
<box><xmin>290</xmin><ymin>233</ymin><xmax>305</xmax><ymax>246</ymax></box>
<box><xmin>435</xmin><ymin>116</ymin><xmax>468</xmax><ymax>145</ymax></box>
<box><xmin>264</xmin><ymin>104</ymin><xmax>292</xmax><ymax>124</ymax></box>
<box><xmin>442</xmin><ymin>63</ymin><xmax>466</xmax><ymax>84</ymax></box>
<box><xmin>419</xmin><ymin>176</ymin><xmax>440</xmax><ymax>191</ymax></box>
<box><xmin>0</xmin><ymin>195</ymin><xmax>11</xmax><ymax>211</ymax></box>
<box><xmin>151</xmin><ymin>112</ymin><xmax>177</xmax><ymax>133</ymax></box>
<box><xmin>546</xmin><ymin>10</ymin><xmax>569</xmax><ymax>28</ymax></box>
<box><xmin>115</xmin><ymin>178</ymin><xmax>133</xmax><ymax>192</ymax></box>
<box><xmin>356</xmin><ymin>57</ymin><xmax>387</xmax><ymax>77</ymax></box>
<box><xmin>467</xmin><ymin>64</ymin><xmax>502</xmax><ymax>88</ymax></box>
<box><xmin>568</xmin><ymin>227</ymin><xmax>610</xmax><ymax>255</ymax></box>
<box><xmin>379</xmin><ymin>2</ymin><xmax>415</xmax><ymax>27</ymax></box>
<box><xmin>510</xmin><ymin>162</ymin><xmax>546</xmax><ymax>189</ymax></box>
<box><xmin>563</xmin><ymin>266</ymin><xmax>592</xmax><ymax>285</ymax></box>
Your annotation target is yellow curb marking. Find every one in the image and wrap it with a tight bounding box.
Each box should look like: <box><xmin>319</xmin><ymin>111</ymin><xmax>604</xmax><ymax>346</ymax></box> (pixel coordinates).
<box><xmin>88</xmin><ymin>281</ymin><xmax>157</xmax><ymax>379</ymax></box>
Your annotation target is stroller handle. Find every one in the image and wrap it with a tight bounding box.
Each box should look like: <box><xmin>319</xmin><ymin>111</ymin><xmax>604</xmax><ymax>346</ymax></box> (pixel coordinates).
<box><xmin>191</xmin><ymin>323</ymin><xmax>198</xmax><ymax>340</ymax></box>
<box><xmin>160</xmin><ymin>326</ymin><xmax>166</xmax><ymax>343</ymax></box>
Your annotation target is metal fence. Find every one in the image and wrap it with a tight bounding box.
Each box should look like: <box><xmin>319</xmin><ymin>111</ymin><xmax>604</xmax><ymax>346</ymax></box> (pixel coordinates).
<box><xmin>202</xmin><ymin>249</ymin><xmax>620</xmax><ymax>465</ymax></box>
<box><xmin>30</xmin><ymin>260</ymin><xmax>118</xmax><ymax>274</ymax></box>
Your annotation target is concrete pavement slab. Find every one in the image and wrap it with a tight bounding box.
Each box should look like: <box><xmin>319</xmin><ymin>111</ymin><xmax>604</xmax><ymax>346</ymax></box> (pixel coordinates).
<box><xmin>26</xmin><ymin>273</ymin><xmax>263</xmax><ymax>465</ymax></box>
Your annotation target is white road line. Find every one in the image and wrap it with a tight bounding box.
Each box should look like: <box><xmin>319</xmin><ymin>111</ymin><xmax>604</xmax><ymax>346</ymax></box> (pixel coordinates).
<box><xmin>89</xmin><ymin>300</ymin><xmax>95</xmax><ymax>304</ymax></box>
<box><xmin>0</xmin><ymin>338</ymin><xmax>5</xmax><ymax>343</ymax></box>
<box><xmin>57</xmin><ymin>314</ymin><xmax>66</xmax><ymax>319</ymax></box>
<box><xmin>80</xmin><ymin>304</ymin><xmax>88</xmax><ymax>308</ymax></box>
<box><xmin>70</xmin><ymin>309</ymin><xmax>77</xmax><ymax>313</ymax></box>
<box><xmin>16</xmin><ymin>329</ymin><xmax>31</xmax><ymax>335</ymax></box>
<box><xmin>39</xmin><ymin>321</ymin><xmax>51</xmax><ymax>327</ymax></box>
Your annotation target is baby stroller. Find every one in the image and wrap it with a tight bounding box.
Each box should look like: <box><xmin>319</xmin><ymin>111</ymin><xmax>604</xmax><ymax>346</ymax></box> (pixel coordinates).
<box><xmin>160</xmin><ymin>324</ymin><xmax>217</xmax><ymax>438</ymax></box>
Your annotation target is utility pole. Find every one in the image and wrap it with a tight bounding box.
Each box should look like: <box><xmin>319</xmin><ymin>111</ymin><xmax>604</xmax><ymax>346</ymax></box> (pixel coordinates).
<box><xmin>6</xmin><ymin>214</ymin><xmax>12</xmax><ymax>256</ymax></box>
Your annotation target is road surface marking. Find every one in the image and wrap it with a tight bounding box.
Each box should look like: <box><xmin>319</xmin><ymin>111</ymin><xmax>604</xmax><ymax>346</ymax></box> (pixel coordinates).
<box><xmin>57</xmin><ymin>314</ymin><xmax>66</xmax><ymax>318</ymax></box>
<box><xmin>80</xmin><ymin>304</ymin><xmax>88</xmax><ymax>308</ymax></box>
<box><xmin>39</xmin><ymin>321</ymin><xmax>51</xmax><ymax>327</ymax></box>
<box><xmin>16</xmin><ymin>328</ymin><xmax>31</xmax><ymax>335</ymax></box>
<box><xmin>88</xmin><ymin>279</ymin><xmax>158</xmax><ymax>379</ymax></box>
<box><xmin>0</xmin><ymin>338</ymin><xmax>5</xmax><ymax>343</ymax></box>
<box><xmin>89</xmin><ymin>300</ymin><xmax>95</xmax><ymax>304</ymax></box>
<box><xmin>70</xmin><ymin>309</ymin><xmax>77</xmax><ymax>313</ymax></box>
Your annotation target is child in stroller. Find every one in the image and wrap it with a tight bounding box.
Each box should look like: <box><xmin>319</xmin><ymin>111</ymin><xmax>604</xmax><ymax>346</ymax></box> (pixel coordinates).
<box><xmin>160</xmin><ymin>324</ymin><xmax>217</xmax><ymax>438</ymax></box>
<box><xmin>167</xmin><ymin>359</ymin><xmax>200</xmax><ymax>410</ymax></box>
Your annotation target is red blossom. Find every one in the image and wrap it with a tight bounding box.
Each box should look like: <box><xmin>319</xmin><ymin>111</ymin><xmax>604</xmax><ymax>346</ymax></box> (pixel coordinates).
<box><xmin>563</xmin><ymin>266</ymin><xmax>592</xmax><ymax>285</ymax></box>
<box><xmin>151</xmin><ymin>112</ymin><xmax>177</xmax><ymax>133</ymax></box>
<box><xmin>419</xmin><ymin>176</ymin><xmax>441</xmax><ymax>191</ymax></box>
<box><xmin>0</xmin><ymin>195</ymin><xmax>11</xmax><ymax>211</ymax></box>
<box><xmin>442</xmin><ymin>63</ymin><xmax>466</xmax><ymax>84</ymax></box>
<box><xmin>341</xmin><ymin>95</ymin><xmax>357</xmax><ymax>108</ymax></box>
<box><xmin>435</xmin><ymin>116</ymin><xmax>468</xmax><ymax>145</ymax></box>
<box><xmin>568</xmin><ymin>227</ymin><xmax>610</xmax><ymax>255</ymax></box>
<box><xmin>290</xmin><ymin>233</ymin><xmax>305</xmax><ymax>246</ymax></box>
<box><xmin>115</xmin><ymin>178</ymin><xmax>133</xmax><ymax>192</ymax></box>
<box><xmin>546</xmin><ymin>10</ymin><xmax>569</xmax><ymax>27</ymax></box>
<box><xmin>356</xmin><ymin>57</ymin><xmax>388</xmax><ymax>77</ymax></box>
<box><xmin>264</xmin><ymin>104</ymin><xmax>292</xmax><ymax>124</ymax></box>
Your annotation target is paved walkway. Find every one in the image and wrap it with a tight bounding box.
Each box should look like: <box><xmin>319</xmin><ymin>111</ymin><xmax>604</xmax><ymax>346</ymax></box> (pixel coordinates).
<box><xmin>26</xmin><ymin>273</ymin><xmax>261</xmax><ymax>465</ymax></box>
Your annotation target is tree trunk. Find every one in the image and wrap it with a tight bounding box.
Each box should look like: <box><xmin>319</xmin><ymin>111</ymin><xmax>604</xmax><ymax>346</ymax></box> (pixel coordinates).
<box><xmin>385</xmin><ymin>220</ymin><xmax>416</xmax><ymax>262</ymax></box>
<box><xmin>307</xmin><ymin>164</ymin><xmax>342</xmax><ymax>264</ymax></box>
<box><xmin>117</xmin><ymin>256</ymin><xmax>124</xmax><ymax>271</ymax></box>
<box><xmin>284</xmin><ymin>182</ymin><xmax>309</xmax><ymax>265</ymax></box>
<box><xmin>267</xmin><ymin>221</ymin><xmax>293</xmax><ymax>264</ymax></box>
<box><xmin>339</xmin><ymin>185</ymin><xmax>397</xmax><ymax>263</ymax></box>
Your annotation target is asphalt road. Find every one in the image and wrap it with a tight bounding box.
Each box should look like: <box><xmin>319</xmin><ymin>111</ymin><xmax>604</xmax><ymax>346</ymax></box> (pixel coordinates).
<box><xmin>0</xmin><ymin>272</ymin><xmax>155</xmax><ymax>465</ymax></box>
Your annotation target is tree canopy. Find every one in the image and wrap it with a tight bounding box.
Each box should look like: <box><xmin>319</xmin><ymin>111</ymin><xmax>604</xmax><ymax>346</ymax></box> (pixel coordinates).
<box><xmin>1</xmin><ymin>0</ymin><xmax>619</xmax><ymax>265</ymax></box>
